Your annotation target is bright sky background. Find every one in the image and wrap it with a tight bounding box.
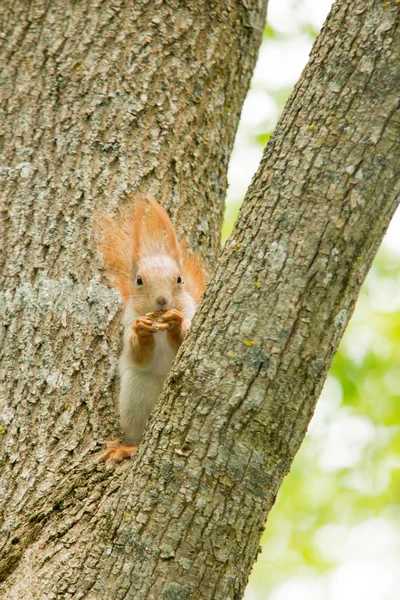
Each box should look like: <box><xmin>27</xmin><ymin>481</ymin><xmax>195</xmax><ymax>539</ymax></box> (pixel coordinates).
<box><xmin>231</xmin><ymin>1</ymin><xmax>400</xmax><ymax>599</ymax></box>
<box><xmin>227</xmin><ymin>0</ymin><xmax>400</xmax><ymax>257</ymax></box>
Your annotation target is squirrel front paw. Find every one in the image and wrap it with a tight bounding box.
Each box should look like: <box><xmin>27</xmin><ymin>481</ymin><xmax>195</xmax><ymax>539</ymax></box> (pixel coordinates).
<box><xmin>132</xmin><ymin>317</ymin><xmax>159</xmax><ymax>338</ymax></box>
<box><xmin>158</xmin><ymin>309</ymin><xmax>187</xmax><ymax>350</ymax></box>
<box><xmin>157</xmin><ymin>309</ymin><xmax>185</xmax><ymax>332</ymax></box>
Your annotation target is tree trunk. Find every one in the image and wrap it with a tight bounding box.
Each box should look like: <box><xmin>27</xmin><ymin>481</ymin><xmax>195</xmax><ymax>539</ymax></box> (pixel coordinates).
<box><xmin>2</xmin><ymin>0</ymin><xmax>400</xmax><ymax>599</ymax></box>
<box><xmin>0</xmin><ymin>0</ymin><xmax>267</xmax><ymax>596</ymax></box>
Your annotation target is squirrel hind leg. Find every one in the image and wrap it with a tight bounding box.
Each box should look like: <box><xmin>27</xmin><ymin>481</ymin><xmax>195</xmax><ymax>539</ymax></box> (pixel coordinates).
<box><xmin>101</xmin><ymin>439</ymin><xmax>138</xmax><ymax>463</ymax></box>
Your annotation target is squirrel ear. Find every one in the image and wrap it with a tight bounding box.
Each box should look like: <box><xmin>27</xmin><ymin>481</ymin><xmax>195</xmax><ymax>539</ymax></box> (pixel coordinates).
<box><xmin>96</xmin><ymin>214</ymin><xmax>132</xmax><ymax>302</ymax></box>
<box><xmin>179</xmin><ymin>238</ymin><xmax>207</xmax><ymax>304</ymax></box>
<box><xmin>143</xmin><ymin>194</ymin><xmax>182</xmax><ymax>265</ymax></box>
<box><xmin>131</xmin><ymin>196</ymin><xmax>144</xmax><ymax>267</ymax></box>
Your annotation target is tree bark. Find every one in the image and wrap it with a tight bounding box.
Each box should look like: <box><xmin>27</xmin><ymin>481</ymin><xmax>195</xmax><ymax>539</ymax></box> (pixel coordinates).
<box><xmin>1</xmin><ymin>0</ymin><xmax>400</xmax><ymax>599</ymax></box>
<box><xmin>0</xmin><ymin>0</ymin><xmax>267</xmax><ymax>596</ymax></box>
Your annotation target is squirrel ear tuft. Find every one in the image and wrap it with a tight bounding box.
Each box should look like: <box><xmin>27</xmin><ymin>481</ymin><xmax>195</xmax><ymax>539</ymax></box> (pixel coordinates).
<box><xmin>138</xmin><ymin>193</ymin><xmax>182</xmax><ymax>266</ymax></box>
<box><xmin>131</xmin><ymin>195</ymin><xmax>144</xmax><ymax>267</ymax></box>
<box><xmin>97</xmin><ymin>193</ymin><xmax>188</xmax><ymax>301</ymax></box>
<box><xmin>96</xmin><ymin>196</ymin><xmax>145</xmax><ymax>301</ymax></box>
<box><xmin>96</xmin><ymin>213</ymin><xmax>132</xmax><ymax>302</ymax></box>
<box><xmin>180</xmin><ymin>238</ymin><xmax>207</xmax><ymax>304</ymax></box>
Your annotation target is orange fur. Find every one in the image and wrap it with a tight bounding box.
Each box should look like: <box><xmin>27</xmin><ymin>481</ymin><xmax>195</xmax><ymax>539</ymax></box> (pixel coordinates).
<box><xmin>101</xmin><ymin>440</ymin><xmax>137</xmax><ymax>462</ymax></box>
<box><xmin>130</xmin><ymin>333</ymin><xmax>155</xmax><ymax>366</ymax></box>
<box><xmin>98</xmin><ymin>194</ymin><xmax>207</xmax><ymax>305</ymax></box>
<box><xmin>97</xmin><ymin>215</ymin><xmax>132</xmax><ymax>302</ymax></box>
<box><xmin>180</xmin><ymin>239</ymin><xmax>207</xmax><ymax>304</ymax></box>
<box><xmin>132</xmin><ymin>197</ymin><xmax>144</xmax><ymax>266</ymax></box>
<box><xmin>129</xmin><ymin>317</ymin><xmax>157</xmax><ymax>365</ymax></box>
<box><xmin>143</xmin><ymin>195</ymin><xmax>182</xmax><ymax>266</ymax></box>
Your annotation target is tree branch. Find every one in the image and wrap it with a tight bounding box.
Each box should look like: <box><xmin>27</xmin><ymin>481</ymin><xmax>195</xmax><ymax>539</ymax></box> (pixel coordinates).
<box><xmin>2</xmin><ymin>0</ymin><xmax>400</xmax><ymax>599</ymax></box>
<box><xmin>0</xmin><ymin>0</ymin><xmax>268</xmax><ymax>596</ymax></box>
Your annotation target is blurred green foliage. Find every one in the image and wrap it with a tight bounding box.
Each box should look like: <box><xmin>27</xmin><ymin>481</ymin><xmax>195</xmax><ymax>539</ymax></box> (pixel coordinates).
<box><xmin>223</xmin><ymin>8</ymin><xmax>400</xmax><ymax>599</ymax></box>
<box><xmin>225</xmin><ymin>197</ymin><xmax>400</xmax><ymax>600</ymax></box>
<box><xmin>247</xmin><ymin>251</ymin><xmax>400</xmax><ymax>598</ymax></box>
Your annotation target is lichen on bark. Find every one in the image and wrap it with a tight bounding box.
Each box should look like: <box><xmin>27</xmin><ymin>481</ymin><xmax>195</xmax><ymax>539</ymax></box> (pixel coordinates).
<box><xmin>1</xmin><ymin>0</ymin><xmax>400</xmax><ymax>599</ymax></box>
<box><xmin>0</xmin><ymin>0</ymin><xmax>268</xmax><ymax>597</ymax></box>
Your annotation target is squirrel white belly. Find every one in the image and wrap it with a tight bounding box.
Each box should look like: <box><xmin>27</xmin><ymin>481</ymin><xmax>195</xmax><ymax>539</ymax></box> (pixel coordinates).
<box><xmin>98</xmin><ymin>194</ymin><xmax>206</xmax><ymax>462</ymax></box>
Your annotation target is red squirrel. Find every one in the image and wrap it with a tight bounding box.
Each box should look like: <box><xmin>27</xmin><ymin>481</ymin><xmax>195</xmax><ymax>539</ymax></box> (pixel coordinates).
<box><xmin>98</xmin><ymin>194</ymin><xmax>207</xmax><ymax>462</ymax></box>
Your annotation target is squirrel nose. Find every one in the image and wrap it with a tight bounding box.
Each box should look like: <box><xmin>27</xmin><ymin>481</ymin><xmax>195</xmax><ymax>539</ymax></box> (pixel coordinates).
<box><xmin>156</xmin><ymin>296</ymin><xmax>168</xmax><ymax>307</ymax></box>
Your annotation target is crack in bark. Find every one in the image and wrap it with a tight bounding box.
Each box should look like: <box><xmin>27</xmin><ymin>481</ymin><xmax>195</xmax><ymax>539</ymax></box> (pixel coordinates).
<box><xmin>1</xmin><ymin>0</ymin><xmax>400</xmax><ymax>598</ymax></box>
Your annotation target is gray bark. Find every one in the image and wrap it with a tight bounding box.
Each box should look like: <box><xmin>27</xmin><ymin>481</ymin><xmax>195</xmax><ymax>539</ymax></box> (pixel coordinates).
<box><xmin>98</xmin><ymin>2</ymin><xmax>400</xmax><ymax>597</ymax></box>
<box><xmin>1</xmin><ymin>0</ymin><xmax>400</xmax><ymax>599</ymax></box>
<box><xmin>0</xmin><ymin>0</ymin><xmax>268</xmax><ymax>596</ymax></box>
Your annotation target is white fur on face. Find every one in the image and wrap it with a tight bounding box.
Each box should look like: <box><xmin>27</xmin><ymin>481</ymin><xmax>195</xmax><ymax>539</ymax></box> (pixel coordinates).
<box><xmin>130</xmin><ymin>255</ymin><xmax>185</xmax><ymax>314</ymax></box>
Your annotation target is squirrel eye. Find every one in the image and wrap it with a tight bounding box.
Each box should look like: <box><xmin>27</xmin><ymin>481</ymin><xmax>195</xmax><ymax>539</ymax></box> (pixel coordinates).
<box><xmin>177</xmin><ymin>275</ymin><xmax>183</xmax><ymax>284</ymax></box>
<box><xmin>136</xmin><ymin>275</ymin><xmax>143</xmax><ymax>286</ymax></box>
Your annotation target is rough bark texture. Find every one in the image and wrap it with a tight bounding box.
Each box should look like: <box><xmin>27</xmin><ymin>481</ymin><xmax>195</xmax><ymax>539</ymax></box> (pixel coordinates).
<box><xmin>0</xmin><ymin>0</ymin><xmax>266</xmax><ymax>270</ymax></box>
<box><xmin>84</xmin><ymin>2</ymin><xmax>400</xmax><ymax>597</ymax></box>
<box><xmin>0</xmin><ymin>0</ymin><xmax>268</xmax><ymax>596</ymax></box>
<box><xmin>1</xmin><ymin>0</ymin><xmax>400</xmax><ymax>599</ymax></box>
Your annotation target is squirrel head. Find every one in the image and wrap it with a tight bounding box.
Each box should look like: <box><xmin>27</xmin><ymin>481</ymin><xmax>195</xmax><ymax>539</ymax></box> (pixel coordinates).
<box><xmin>128</xmin><ymin>194</ymin><xmax>186</xmax><ymax>314</ymax></box>
<box><xmin>99</xmin><ymin>193</ymin><xmax>205</xmax><ymax>312</ymax></box>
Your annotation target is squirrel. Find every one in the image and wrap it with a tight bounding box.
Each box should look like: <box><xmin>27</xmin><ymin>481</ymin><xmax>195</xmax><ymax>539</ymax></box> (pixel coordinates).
<box><xmin>98</xmin><ymin>194</ymin><xmax>207</xmax><ymax>462</ymax></box>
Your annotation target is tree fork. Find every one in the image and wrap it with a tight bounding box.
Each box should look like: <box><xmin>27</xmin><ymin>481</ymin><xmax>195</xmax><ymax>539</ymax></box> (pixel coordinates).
<box><xmin>86</xmin><ymin>1</ymin><xmax>400</xmax><ymax>598</ymax></box>
<box><xmin>1</xmin><ymin>0</ymin><xmax>400</xmax><ymax>599</ymax></box>
<box><xmin>0</xmin><ymin>0</ymin><xmax>268</xmax><ymax>595</ymax></box>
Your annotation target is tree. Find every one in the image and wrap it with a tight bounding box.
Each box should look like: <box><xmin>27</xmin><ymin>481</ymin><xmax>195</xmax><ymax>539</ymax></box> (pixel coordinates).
<box><xmin>0</xmin><ymin>0</ymin><xmax>399</xmax><ymax>598</ymax></box>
